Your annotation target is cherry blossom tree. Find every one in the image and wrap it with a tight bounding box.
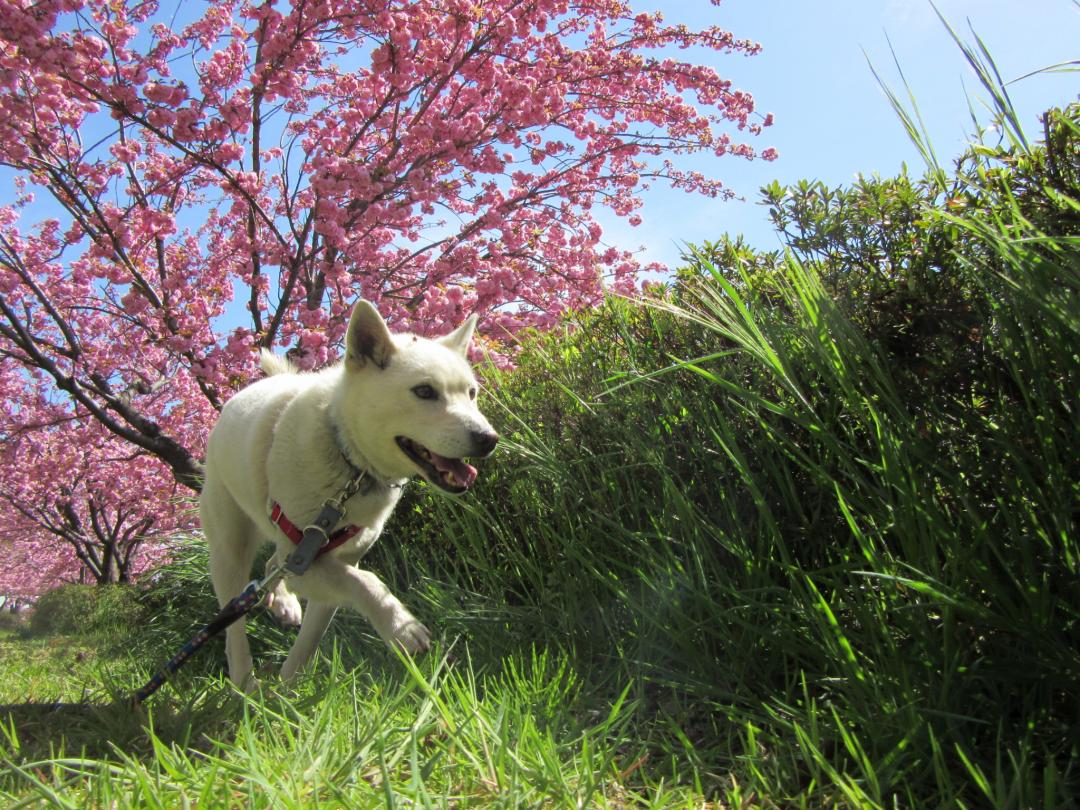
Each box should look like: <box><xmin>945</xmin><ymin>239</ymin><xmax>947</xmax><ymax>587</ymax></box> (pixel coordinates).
<box><xmin>0</xmin><ymin>0</ymin><xmax>772</xmax><ymax>592</ymax></box>
<box><xmin>0</xmin><ymin>362</ymin><xmax>192</xmax><ymax>597</ymax></box>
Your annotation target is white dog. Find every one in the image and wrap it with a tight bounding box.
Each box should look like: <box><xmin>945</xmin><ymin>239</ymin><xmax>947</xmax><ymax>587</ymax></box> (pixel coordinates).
<box><xmin>200</xmin><ymin>301</ymin><xmax>498</xmax><ymax>688</ymax></box>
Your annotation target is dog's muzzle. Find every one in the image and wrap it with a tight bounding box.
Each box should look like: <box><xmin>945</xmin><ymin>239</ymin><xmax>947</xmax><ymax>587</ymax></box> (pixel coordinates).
<box><xmin>396</xmin><ymin>431</ymin><xmax>498</xmax><ymax>494</ymax></box>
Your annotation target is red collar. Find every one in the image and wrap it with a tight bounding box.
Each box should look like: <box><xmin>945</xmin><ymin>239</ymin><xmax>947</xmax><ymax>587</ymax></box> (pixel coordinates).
<box><xmin>270</xmin><ymin>502</ymin><xmax>363</xmax><ymax>558</ymax></box>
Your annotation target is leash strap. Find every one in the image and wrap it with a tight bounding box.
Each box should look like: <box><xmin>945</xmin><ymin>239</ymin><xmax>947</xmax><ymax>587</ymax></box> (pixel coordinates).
<box><xmin>132</xmin><ymin>569</ymin><xmax>280</xmax><ymax>706</ymax></box>
<box><xmin>270</xmin><ymin>503</ymin><xmax>362</xmax><ymax>549</ymax></box>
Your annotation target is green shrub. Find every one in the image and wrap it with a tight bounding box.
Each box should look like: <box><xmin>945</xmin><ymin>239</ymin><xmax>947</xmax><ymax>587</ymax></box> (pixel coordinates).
<box><xmin>28</xmin><ymin>583</ymin><xmax>146</xmax><ymax>638</ymax></box>
<box><xmin>0</xmin><ymin>609</ymin><xmax>26</xmax><ymax>634</ymax></box>
<box><xmin>29</xmin><ymin>585</ymin><xmax>99</xmax><ymax>636</ymax></box>
<box><xmin>378</xmin><ymin>104</ymin><xmax>1080</xmax><ymax>806</ymax></box>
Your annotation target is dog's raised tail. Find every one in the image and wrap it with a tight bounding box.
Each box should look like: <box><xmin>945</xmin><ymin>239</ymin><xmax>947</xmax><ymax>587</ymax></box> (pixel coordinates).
<box><xmin>259</xmin><ymin>349</ymin><xmax>296</xmax><ymax>377</ymax></box>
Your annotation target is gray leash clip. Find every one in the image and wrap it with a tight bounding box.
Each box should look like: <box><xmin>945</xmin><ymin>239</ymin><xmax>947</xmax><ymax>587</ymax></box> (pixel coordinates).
<box><xmin>282</xmin><ymin>468</ymin><xmax>372</xmax><ymax>576</ymax></box>
<box><xmin>284</xmin><ymin>503</ymin><xmax>343</xmax><ymax>575</ymax></box>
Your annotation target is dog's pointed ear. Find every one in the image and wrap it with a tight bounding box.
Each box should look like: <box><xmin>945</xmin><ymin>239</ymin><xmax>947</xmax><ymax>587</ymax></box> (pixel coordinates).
<box><xmin>439</xmin><ymin>314</ymin><xmax>478</xmax><ymax>357</ymax></box>
<box><xmin>345</xmin><ymin>300</ymin><xmax>396</xmax><ymax>370</ymax></box>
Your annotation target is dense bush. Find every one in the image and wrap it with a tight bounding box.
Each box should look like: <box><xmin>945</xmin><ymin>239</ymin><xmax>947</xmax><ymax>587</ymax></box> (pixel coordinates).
<box><xmin>0</xmin><ymin>608</ymin><xmax>26</xmax><ymax>634</ymax></box>
<box><xmin>28</xmin><ymin>583</ymin><xmax>146</xmax><ymax>638</ymax></box>
<box><xmin>378</xmin><ymin>105</ymin><xmax>1080</xmax><ymax>805</ymax></box>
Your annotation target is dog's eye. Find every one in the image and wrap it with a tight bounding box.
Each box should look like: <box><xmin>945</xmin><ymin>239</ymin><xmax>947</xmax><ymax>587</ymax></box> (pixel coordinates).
<box><xmin>412</xmin><ymin>384</ymin><xmax>437</xmax><ymax>401</ymax></box>
<box><xmin>469</xmin><ymin>387</ymin><xmax>477</xmax><ymax>400</ymax></box>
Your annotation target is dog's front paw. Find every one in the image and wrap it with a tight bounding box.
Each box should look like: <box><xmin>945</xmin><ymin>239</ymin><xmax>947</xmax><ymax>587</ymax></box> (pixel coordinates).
<box><xmin>383</xmin><ymin>614</ymin><xmax>430</xmax><ymax>654</ymax></box>
<box><xmin>266</xmin><ymin>587</ymin><xmax>303</xmax><ymax>627</ymax></box>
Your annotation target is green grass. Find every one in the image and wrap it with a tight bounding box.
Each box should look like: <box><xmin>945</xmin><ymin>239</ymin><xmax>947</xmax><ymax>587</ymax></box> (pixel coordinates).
<box><xmin>0</xmin><ymin>630</ymin><xmax>102</xmax><ymax>704</ymax></box>
<box><xmin>1</xmin><ymin>612</ymin><xmax>722</xmax><ymax>808</ymax></box>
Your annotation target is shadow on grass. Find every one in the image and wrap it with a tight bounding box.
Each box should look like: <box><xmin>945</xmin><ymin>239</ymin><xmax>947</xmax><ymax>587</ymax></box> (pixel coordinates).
<box><xmin>2</xmin><ymin>701</ymin><xmax>138</xmax><ymax>761</ymax></box>
<box><xmin>1</xmin><ymin>680</ymin><xmax>244</xmax><ymax>765</ymax></box>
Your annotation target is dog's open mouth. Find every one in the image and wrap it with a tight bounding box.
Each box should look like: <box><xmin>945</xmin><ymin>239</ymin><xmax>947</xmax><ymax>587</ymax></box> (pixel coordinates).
<box><xmin>396</xmin><ymin>437</ymin><xmax>478</xmax><ymax>494</ymax></box>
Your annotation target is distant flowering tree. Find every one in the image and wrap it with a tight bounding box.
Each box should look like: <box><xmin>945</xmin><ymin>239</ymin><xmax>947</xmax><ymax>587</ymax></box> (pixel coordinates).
<box><xmin>0</xmin><ymin>0</ymin><xmax>772</xmax><ymax>592</ymax></box>
<box><xmin>0</xmin><ymin>364</ymin><xmax>192</xmax><ymax>597</ymax></box>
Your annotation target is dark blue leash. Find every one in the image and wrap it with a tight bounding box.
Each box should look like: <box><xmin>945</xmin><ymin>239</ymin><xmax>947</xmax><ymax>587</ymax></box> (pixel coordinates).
<box><xmin>132</xmin><ymin>574</ymin><xmax>276</xmax><ymax>706</ymax></box>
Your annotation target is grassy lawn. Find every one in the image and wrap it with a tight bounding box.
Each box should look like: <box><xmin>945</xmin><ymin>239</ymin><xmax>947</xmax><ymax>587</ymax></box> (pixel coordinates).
<box><xmin>0</xmin><ymin>629</ymin><xmax>103</xmax><ymax>704</ymax></box>
<box><xmin>2</xmin><ymin>609</ymin><xmax>722</xmax><ymax>808</ymax></box>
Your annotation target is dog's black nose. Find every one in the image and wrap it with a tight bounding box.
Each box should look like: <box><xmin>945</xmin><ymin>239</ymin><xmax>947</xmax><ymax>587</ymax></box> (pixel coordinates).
<box><xmin>471</xmin><ymin>429</ymin><xmax>499</xmax><ymax>457</ymax></box>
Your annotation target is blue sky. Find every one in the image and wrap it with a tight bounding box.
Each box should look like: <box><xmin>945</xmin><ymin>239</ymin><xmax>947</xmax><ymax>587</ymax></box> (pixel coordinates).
<box><xmin>604</xmin><ymin>0</ymin><xmax>1080</xmax><ymax>270</ymax></box>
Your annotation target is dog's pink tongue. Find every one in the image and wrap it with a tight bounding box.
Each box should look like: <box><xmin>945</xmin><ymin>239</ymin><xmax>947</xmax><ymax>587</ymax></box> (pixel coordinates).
<box><xmin>431</xmin><ymin>452</ymin><xmax>478</xmax><ymax>488</ymax></box>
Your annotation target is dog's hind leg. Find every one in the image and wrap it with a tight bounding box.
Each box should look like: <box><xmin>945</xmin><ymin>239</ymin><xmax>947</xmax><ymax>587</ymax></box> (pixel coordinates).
<box><xmin>202</xmin><ymin>477</ymin><xmax>261</xmax><ymax>690</ymax></box>
<box><xmin>280</xmin><ymin>602</ymin><xmax>337</xmax><ymax>681</ymax></box>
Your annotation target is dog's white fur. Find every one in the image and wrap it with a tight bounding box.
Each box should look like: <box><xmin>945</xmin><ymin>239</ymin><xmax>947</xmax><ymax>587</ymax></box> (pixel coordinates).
<box><xmin>201</xmin><ymin>301</ymin><xmax>497</xmax><ymax>688</ymax></box>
